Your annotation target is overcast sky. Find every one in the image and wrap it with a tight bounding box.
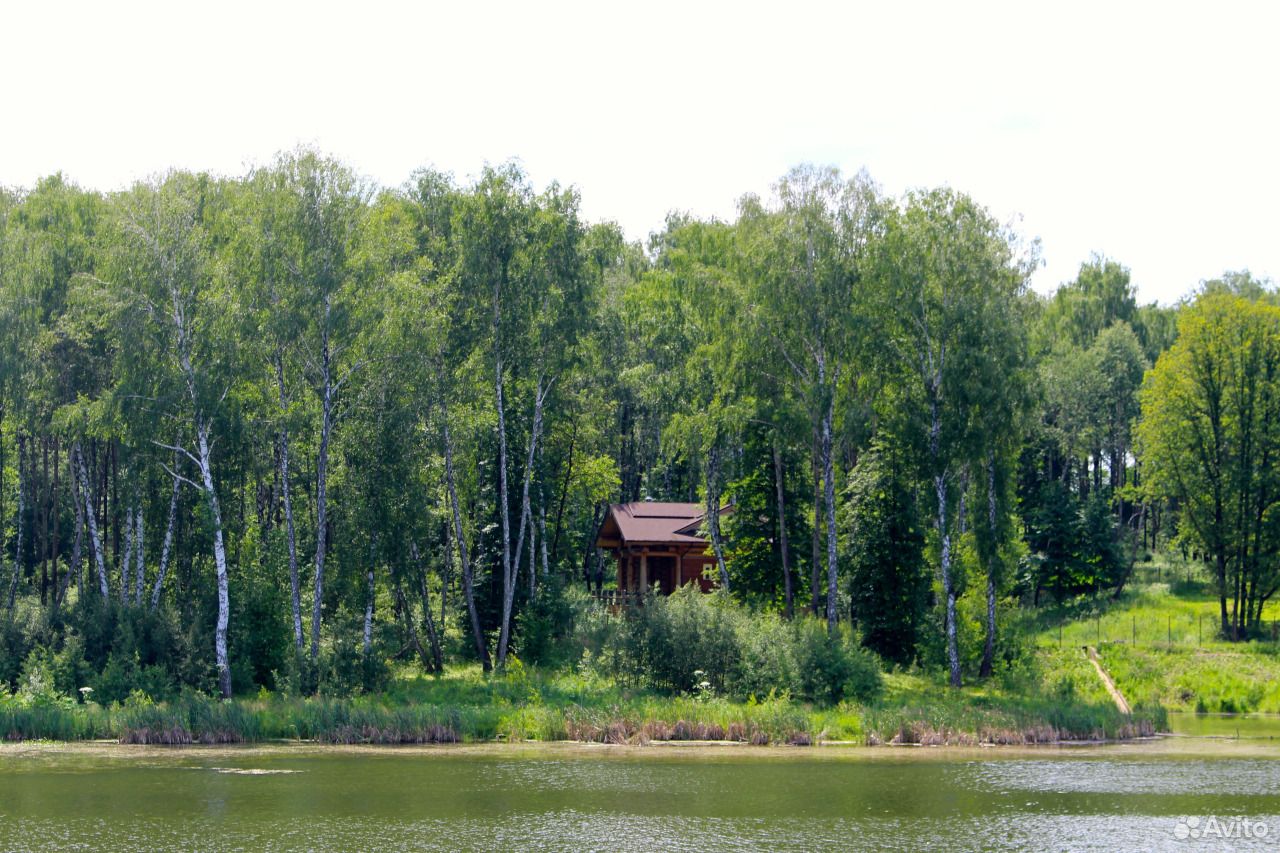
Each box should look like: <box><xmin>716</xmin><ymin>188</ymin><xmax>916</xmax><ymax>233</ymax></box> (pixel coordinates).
<box><xmin>2</xmin><ymin>1</ymin><xmax>1276</xmax><ymax>303</ymax></box>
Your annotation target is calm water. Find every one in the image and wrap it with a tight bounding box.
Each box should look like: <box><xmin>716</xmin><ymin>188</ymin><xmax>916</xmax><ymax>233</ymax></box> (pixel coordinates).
<box><xmin>1</xmin><ymin>738</ymin><xmax>1278</xmax><ymax>851</ymax></box>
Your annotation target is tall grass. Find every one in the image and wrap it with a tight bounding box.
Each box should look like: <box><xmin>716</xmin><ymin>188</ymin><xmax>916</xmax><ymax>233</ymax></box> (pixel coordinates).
<box><xmin>0</xmin><ymin>657</ymin><xmax>1166</xmax><ymax>747</ymax></box>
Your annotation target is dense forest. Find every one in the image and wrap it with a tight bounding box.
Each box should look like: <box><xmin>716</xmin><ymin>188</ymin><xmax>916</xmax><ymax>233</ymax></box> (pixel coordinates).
<box><xmin>0</xmin><ymin>151</ymin><xmax>1274</xmax><ymax>703</ymax></box>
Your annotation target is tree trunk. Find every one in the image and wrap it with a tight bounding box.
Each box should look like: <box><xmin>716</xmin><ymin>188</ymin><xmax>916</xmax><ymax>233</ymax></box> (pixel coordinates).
<box><xmin>1217</xmin><ymin>550</ymin><xmax>1229</xmax><ymax>638</ymax></box>
<box><xmin>150</xmin><ymin>461</ymin><xmax>180</xmax><ymax>611</ymax></box>
<box><xmin>444</xmin><ymin>419</ymin><xmax>492</xmax><ymax>671</ymax></box>
<box><xmin>502</xmin><ymin>376</ymin><xmax>547</xmax><ymax>666</ymax></box>
<box><xmin>410</xmin><ymin>543</ymin><xmax>444</xmax><ymax>673</ymax></box>
<box><xmin>582</xmin><ymin>504</ymin><xmax>604</xmax><ymax>590</ymax></box>
<box><xmin>494</xmin><ymin>352</ymin><xmax>515</xmax><ymax>668</ymax></box>
<box><xmin>76</xmin><ymin>444</ymin><xmax>109</xmax><ymax>601</ymax></box>
<box><xmin>363</xmin><ymin>564</ymin><xmax>375</xmax><ymax>655</ymax></box>
<box><xmin>7</xmin><ymin>434</ymin><xmax>26</xmax><ymax>610</ymax></box>
<box><xmin>811</xmin><ymin>435</ymin><xmax>822</xmax><ymax>616</ymax></box>
<box><xmin>549</xmin><ymin>418</ymin><xmax>577</xmax><ymax>566</ymax></box>
<box><xmin>930</xmin><ymin>393</ymin><xmax>961</xmax><ymax>688</ymax></box>
<box><xmin>133</xmin><ymin>505</ymin><xmax>145</xmax><ymax>605</ymax></box>
<box><xmin>705</xmin><ymin>444</ymin><xmax>731</xmax><ymax>591</ymax></box>
<box><xmin>50</xmin><ymin>439</ymin><xmax>60</xmax><ymax>606</ymax></box>
<box><xmin>120</xmin><ymin>502</ymin><xmax>135</xmax><ymax>604</ymax></box>
<box><xmin>772</xmin><ymin>437</ymin><xmax>794</xmax><ymax>619</ymax></box>
<box><xmin>539</xmin><ymin>487</ymin><xmax>549</xmax><ymax>579</ymax></box>
<box><xmin>40</xmin><ymin>439</ymin><xmax>49</xmax><ymax>606</ymax></box>
<box><xmin>439</xmin><ymin>521</ymin><xmax>451</xmax><ymax>629</ymax></box>
<box><xmin>979</xmin><ymin>450</ymin><xmax>998</xmax><ymax>679</ymax></box>
<box><xmin>937</xmin><ymin>473</ymin><xmax>961</xmax><ymax>687</ymax></box>
<box><xmin>58</xmin><ymin>447</ymin><xmax>84</xmax><ymax>608</ymax></box>
<box><xmin>394</xmin><ymin>576</ymin><xmax>429</xmax><ymax>669</ymax></box>
<box><xmin>0</xmin><ymin>409</ymin><xmax>4</xmax><ymax>605</ymax></box>
<box><xmin>310</xmin><ymin>321</ymin><xmax>334</xmax><ymax>661</ymax></box>
<box><xmin>194</xmin><ymin>422</ymin><xmax>233</xmax><ymax>699</ymax></box>
<box><xmin>821</xmin><ymin>392</ymin><xmax>839</xmax><ymax>635</ymax></box>
<box><xmin>275</xmin><ymin>353</ymin><xmax>304</xmax><ymax>651</ymax></box>
<box><xmin>110</xmin><ymin>442</ymin><xmax>119</xmax><ymax>573</ymax></box>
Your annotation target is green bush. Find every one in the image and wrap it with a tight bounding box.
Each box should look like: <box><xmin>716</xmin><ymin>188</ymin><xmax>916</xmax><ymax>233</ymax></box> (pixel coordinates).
<box><xmin>595</xmin><ymin>589</ymin><xmax>883</xmax><ymax>706</ymax></box>
<box><xmin>793</xmin><ymin>620</ymin><xmax>883</xmax><ymax>704</ymax></box>
<box><xmin>516</xmin><ymin>578</ymin><xmax>593</xmax><ymax>667</ymax></box>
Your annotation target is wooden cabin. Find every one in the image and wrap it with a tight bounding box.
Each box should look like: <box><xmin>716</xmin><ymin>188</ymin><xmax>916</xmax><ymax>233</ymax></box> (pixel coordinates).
<box><xmin>595</xmin><ymin>501</ymin><xmax>731</xmax><ymax>598</ymax></box>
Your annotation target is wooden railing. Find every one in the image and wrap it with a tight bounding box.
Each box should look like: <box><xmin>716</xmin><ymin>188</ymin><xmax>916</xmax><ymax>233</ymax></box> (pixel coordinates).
<box><xmin>589</xmin><ymin>590</ymin><xmax>645</xmax><ymax>609</ymax></box>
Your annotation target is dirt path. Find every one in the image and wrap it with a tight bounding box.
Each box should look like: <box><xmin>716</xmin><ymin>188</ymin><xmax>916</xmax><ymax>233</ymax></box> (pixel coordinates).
<box><xmin>1085</xmin><ymin>645</ymin><xmax>1132</xmax><ymax>715</ymax></box>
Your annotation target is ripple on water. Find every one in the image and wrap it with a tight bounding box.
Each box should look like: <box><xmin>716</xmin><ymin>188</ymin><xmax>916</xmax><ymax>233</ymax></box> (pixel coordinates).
<box><xmin>5</xmin><ymin>811</ymin><xmax>1279</xmax><ymax>852</ymax></box>
<box><xmin>967</xmin><ymin>759</ymin><xmax>1280</xmax><ymax>797</ymax></box>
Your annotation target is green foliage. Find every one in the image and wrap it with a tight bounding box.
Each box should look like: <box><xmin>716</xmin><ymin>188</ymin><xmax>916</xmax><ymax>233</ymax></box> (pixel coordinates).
<box><xmin>840</xmin><ymin>443</ymin><xmax>928</xmax><ymax>664</ymax></box>
<box><xmin>596</xmin><ymin>588</ymin><xmax>882</xmax><ymax>706</ymax></box>
<box><xmin>514</xmin><ymin>578</ymin><xmax>592</xmax><ymax>667</ymax></box>
<box><xmin>1139</xmin><ymin>292</ymin><xmax>1280</xmax><ymax>637</ymax></box>
<box><xmin>0</xmin><ymin>152</ymin><xmax>1261</xmax><ymax>724</ymax></box>
<box><xmin>791</xmin><ymin>620</ymin><xmax>883</xmax><ymax>704</ymax></box>
<box><xmin>1023</xmin><ymin>482</ymin><xmax>1127</xmax><ymax>599</ymax></box>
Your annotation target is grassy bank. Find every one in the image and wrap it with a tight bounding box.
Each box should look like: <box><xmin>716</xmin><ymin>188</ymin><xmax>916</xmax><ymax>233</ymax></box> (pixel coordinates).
<box><xmin>1033</xmin><ymin>558</ymin><xmax>1280</xmax><ymax>714</ymax></box>
<box><xmin>0</xmin><ymin>658</ymin><xmax>1156</xmax><ymax>747</ymax></box>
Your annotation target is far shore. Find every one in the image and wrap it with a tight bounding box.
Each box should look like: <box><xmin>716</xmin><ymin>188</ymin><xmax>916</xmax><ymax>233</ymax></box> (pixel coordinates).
<box><xmin>4</xmin><ymin>730</ymin><xmax>1276</xmax><ymax>763</ymax></box>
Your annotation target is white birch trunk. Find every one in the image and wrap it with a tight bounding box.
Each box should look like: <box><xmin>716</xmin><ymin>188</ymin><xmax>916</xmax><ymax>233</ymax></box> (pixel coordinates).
<box><xmin>150</xmin><ymin>463</ymin><xmax>180</xmax><ymax>611</ymax></box>
<box><xmin>705</xmin><ymin>445</ymin><xmax>730</xmax><ymax>591</ymax></box>
<box><xmin>822</xmin><ymin>392</ymin><xmax>839</xmax><ymax>635</ymax></box>
<box><xmin>363</xmin><ymin>566</ymin><xmax>374</xmax><ymax>655</ymax></box>
<box><xmin>76</xmin><ymin>445</ymin><xmax>109</xmax><ymax>601</ymax></box>
<box><xmin>120</xmin><ymin>503</ymin><xmax>135</xmax><ymax>604</ymax></box>
<box><xmin>58</xmin><ymin>452</ymin><xmax>85</xmax><ymax>607</ymax></box>
<box><xmin>7</xmin><ymin>434</ymin><xmax>25</xmax><ymax>610</ymax></box>
<box><xmin>275</xmin><ymin>353</ymin><xmax>304</xmax><ymax>651</ymax></box>
<box><xmin>539</xmin><ymin>487</ymin><xmax>549</xmax><ymax>578</ymax></box>
<box><xmin>501</xmin><ymin>376</ymin><xmax>546</xmax><ymax>665</ymax></box>
<box><xmin>310</xmin><ymin>311</ymin><xmax>334</xmax><ymax>661</ymax></box>
<box><xmin>811</xmin><ymin>437</ymin><xmax>822</xmax><ymax>616</ymax></box>
<box><xmin>772</xmin><ymin>437</ymin><xmax>794</xmax><ymax>618</ymax></box>
<box><xmin>980</xmin><ymin>450</ymin><xmax>998</xmax><ymax>679</ymax></box>
<box><xmin>936</xmin><ymin>473</ymin><xmax>961</xmax><ymax>687</ymax></box>
<box><xmin>494</xmin><ymin>356</ymin><xmax>515</xmax><ymax>668</ymax></box>
<box><xmin>444</xmin><ymin>419</ymin><xmax>492</xmax><ymax>671</ymax></box>
<box><xmin>195</xmin><ymin>422</ymin><xmax>232</xmax><ymax>698</ymax></box>
<box><xmin>134</xmin><ymin>506</ymin><xmax>145</xmax><ymax>606</ymax></box>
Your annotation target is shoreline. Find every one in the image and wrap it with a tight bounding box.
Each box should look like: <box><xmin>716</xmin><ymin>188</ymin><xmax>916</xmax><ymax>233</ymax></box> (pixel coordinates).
<box><xmin>4</xmin><ymin>731</ymin><xmax>1278</xmax><ymax>763</ymax></box>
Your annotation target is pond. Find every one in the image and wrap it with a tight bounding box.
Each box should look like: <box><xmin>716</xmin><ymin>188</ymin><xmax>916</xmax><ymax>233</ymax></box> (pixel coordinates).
<box><xmin>1</xmin><ymin>737</ymin><xmax>1278</xmax><ymax>851</ymax></box>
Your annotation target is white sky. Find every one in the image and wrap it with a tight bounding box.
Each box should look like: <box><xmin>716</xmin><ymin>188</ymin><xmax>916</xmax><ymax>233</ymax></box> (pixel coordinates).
<box><xmin>2</xmin><ymin>0</ymin><xmax>1276</xmax><ymax>304</ymax></box>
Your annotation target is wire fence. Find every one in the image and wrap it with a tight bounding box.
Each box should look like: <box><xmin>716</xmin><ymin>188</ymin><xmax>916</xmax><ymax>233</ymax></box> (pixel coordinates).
<box><xmin>1044</xmin><ymin>611</ymin><xmax>1280</xmax><ymax>649</ymax></box>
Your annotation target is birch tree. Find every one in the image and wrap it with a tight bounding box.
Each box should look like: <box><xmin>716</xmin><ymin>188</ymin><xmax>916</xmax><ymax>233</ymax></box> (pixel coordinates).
<box><xmin>259</xmin><ymin>151</ymin><xmax>370</xmax><ymax>661</ymax></box>
<box><xmin>110</xmin><ymin>173</ymin><xmax>238</xmax><ymax>698</ymax></box>
<box><xmin>454</xmin><ymin>165</ymin><xmax>585</xmax><ymax>668</ymax></box>
<box><xmin>877</xmin><ymin>187</ymin><xmax>1029</xmax><ymax>687</ymax></box>
<box><xmin>737</xmin><ymin>166</ymin><xmax>880</xmax><ymax>633</ymax></box>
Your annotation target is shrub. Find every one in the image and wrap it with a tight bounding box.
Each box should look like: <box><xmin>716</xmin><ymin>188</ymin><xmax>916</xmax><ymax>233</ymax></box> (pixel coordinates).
<box><xmin>595</xmin><ymin>589</ymin><xmax>883</xmax><ymax>706</ymax></box>
<box><xmin>516</xmin><ymin>578</ymin><xmax>593</xmax><ymax>667</ymax></box>
<box><xmin>793</xmin><ymin>620</ymin><xmax>883</xmax><ymax>704</ymax></box>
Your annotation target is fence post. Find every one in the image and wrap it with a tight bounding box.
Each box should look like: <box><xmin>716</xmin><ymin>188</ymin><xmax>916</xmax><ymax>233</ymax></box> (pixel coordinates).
<box><xmin>1168</xmin><ymin>615</ymin><xmax>1172</xmax><ymax>645</ymax></box>
<box><xmin>1132</xmin><ymin>614</ymin><xmax>1136</xmax><ymax>646</ymax></box>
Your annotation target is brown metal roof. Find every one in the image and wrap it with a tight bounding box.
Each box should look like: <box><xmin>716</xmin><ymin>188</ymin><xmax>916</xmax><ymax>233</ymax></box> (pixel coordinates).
<box><xmin>595</xmin><ymin>501</ymin><xmax>732</xmax><ymax>548</ymax></box>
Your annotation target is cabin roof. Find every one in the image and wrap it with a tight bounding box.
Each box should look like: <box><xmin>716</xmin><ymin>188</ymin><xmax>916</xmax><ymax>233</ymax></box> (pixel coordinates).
<box><xmin>595</xmin><ymin>501</ymin><xmax>731</xmax><ymax>548</ymax></box>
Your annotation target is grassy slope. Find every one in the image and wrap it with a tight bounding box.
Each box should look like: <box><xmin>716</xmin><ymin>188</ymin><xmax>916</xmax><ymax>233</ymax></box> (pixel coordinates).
<box><xmin>1032</xmin><ymin>557</ymin><xmax>1280</xmax><ymax>714</ymax></box>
